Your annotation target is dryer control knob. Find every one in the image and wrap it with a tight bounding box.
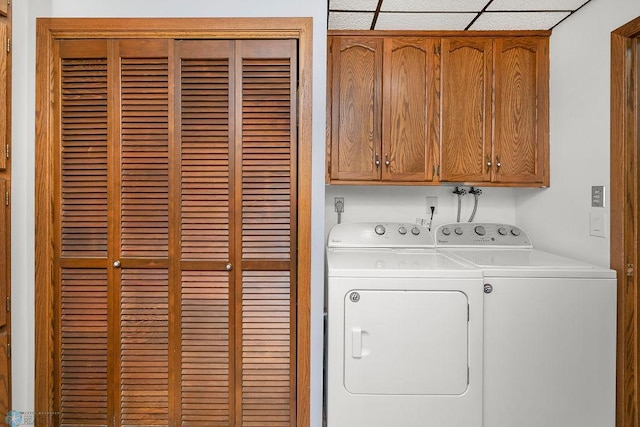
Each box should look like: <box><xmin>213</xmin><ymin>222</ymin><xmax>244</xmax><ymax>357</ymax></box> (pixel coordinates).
<box><xmin>498</xmin><ymin>227</ymin><xmax>508</xmax><ymax>236</ymax></box>
<box><xmin>398</xmin><ymin>226</ymin><xmax>407</xmax><ymax>235</ymax></box>
<box><xmin>474</xmin><ymin>225</ymin><xmax>486</xmax><ymax>236</ymax></box>
<box><xmin>441</xmin><ymin>227</ymin><xmax>451</xmax><ymax>236</ymax></box>
<box><xmin>374</xmin><ymin>224</ymin><xmax>386</xmax><ymax>236</ymax></box>
<box><xmin>510</xmin><ymin>228</ymin><xmax>521</xmax><ymax>237</ymax></box>
<box><xmin>411</xmin><ymin>226</ymin><xmax>421</xmax><ymax>236</ymax></box>
<box><xmin>454</xmin><ymin>227</ymin><xmax>464</xmax><ymax>236</ymax></box>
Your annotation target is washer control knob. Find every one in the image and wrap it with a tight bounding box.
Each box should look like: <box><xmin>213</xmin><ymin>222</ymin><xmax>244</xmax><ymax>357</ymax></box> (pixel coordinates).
<box><xmin>474</xmin><ymin>225</ymin><xmax>486</xmax><ymax>236</ymax></box>
<box><xmin>510</xmin><ymin>228</ymin><xmax>521</xmax><ymax>237</ymax></box>
<box><xmin>454</xmin><ymin>227</ymin><xmax>464</xmax><ymax>236</ymax></box>
<box><xmin>441</xmin><ymin>227</ymin><xmax>451</xmax><ymax>236</ymax></box>
<box><xmin>411</xmin><ymin>226</ymin><xmax>421</xmax><ymax>236</ymax></box>
<box><xmin>374</xmin><ymin>224</ymin><xmax>386</xmax><ymax>236</ymax></box>
<box><xmin>498</xmin><ymin>227</ymin><xmax>508</xmax><ymax>236</ymax></box>
<box><xmin>398</xmin><ymin>226</ymin><xmax>407</xmax><ymax>235</ymax></box>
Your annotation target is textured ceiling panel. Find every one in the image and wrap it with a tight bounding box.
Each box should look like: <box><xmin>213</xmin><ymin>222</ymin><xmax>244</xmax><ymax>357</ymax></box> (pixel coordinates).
<box><xmin>380</xmin><ymin>0</ymin><xmax>489</xmax><ymax>12</ymax></box>
<box><xmin>375</xmin><ymin>12</ymin><xmax>477</xmax><ymax>30</ymax></box>
<box><xmin>487</xmin><ymin>0</ymin><xmax>589</xmax><ymax>11</ymax></box>
<box><xmin>469</xmin><ymin>11</ymin><xmax>571</xmax><ymax>30</ymax></box>
<box><xmin>327</xmin><ymin>0</ymin><xmax>592</xmax><ymax>31</ymax></box>
<box><xmin>328</xmin><ymin>12</ymin><xmax>376</xmax><ymax>30</ymax></box>
<box><xmin>329</xmin><ymin>0</ymin><xmax>379</xmax><ymax>11</ymax></box>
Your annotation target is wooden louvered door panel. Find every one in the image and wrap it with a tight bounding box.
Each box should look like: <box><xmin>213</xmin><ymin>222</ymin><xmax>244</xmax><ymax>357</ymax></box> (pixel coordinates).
<box><xmin>53</xmin><ymin>37</ymin><xmax>297</xmax><ymax>427</ymax></box>
<box><xmin>175</xmin><ymin>40</ymin><xmax>234</xmax><ymax>426</ymax></box>
<box><xmin>56</xmin><ymin>39</ymin><xmax>110</xmax><ymax>425</ymax></box>
<box><xmin>236</xmin><ymin>40</ymin><xmax>297</xmax><ymax>427</ymax></box>
<box><xmin>114</xmin><ymin>39</ymin><xmax>171</xmax><ymax>426</ymax></box>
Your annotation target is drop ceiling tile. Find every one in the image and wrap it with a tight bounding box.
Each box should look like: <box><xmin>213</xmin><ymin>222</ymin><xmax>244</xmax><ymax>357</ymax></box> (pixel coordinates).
<box><xmin>328</xmin><ymin>11</ymin><xmax>376</xmax><ymax>30</ymax></box>
<box><xmin>375</xmin><ymin>12</ymin><xmax>477</xmax><ymax>30</ymax></box>
<box><xmin>329</xmin><ymin>0</ymin><xmax>380</xmax><ymax>12</ymax></box>
<box><xmin>487</xmin><ymin>0</ymin><xmax>589</xmax><ymax>11</ymax></box>
<box><xmin>469</xmin><ymin>11</ymin><xmax>570</xmax><ymax>30</ymax></box>
<box><xmin>380</xmin><ymin>0</ymin><xmax>489</xmax><ymax>12</ymax></box>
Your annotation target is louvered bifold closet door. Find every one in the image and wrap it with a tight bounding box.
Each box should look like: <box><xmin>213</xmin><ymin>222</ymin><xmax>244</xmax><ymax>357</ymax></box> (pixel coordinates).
<box><xmin>235</xmin><ymin>40</ymin><xmax>297</xmax><ymax>427</ymax></box>
<box><xmin>175</xmin><ymin>40</ymin><xmax>234</xmax><ymax>426</ymax></box>
<box><xmin>55</xmin><ymin>40</ymin><xmax>110</xmax><ymax>426</ymax></box>
<box><xmin>113</xmin><ymin>39</ymin><xmax>171</xmax><ymax>426</ymax></box>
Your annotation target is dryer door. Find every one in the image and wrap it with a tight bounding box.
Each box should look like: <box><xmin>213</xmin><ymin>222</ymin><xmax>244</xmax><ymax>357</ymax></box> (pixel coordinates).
<box><xmin>344</xmin><ymin>290</ymin><xmax>469</xmax><ymax>395</ymax></box>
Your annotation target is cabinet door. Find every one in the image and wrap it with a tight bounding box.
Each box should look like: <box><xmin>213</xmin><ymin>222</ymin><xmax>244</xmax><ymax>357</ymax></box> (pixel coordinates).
<box><xmin>382</xmin><ymin>38</ymin><xmax>436</xmax><ymax>182</ymax></box>
<box><xmin>494</xmin><ymin>38</ymin><xmax>549</xmax><ymax>185</ymax></box>
<box><xmin>0</xmin><ymin>0</ymin><xmax>6</xmax><ymax>17</ymax></box>
<box><xmin>329</xmin><ymin>36</ymin><xmax>382</xmax><ymax>181</ymax></box>
<box><xmin>440</xmin><ymin>38</ymin><xmax>492</xmax><ymax>183</ymax></box>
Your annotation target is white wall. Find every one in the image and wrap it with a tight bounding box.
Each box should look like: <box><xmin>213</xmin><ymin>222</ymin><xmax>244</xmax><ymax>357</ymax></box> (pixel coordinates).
<box><xmin>11</xmin><ymin>1</ymin><xmax>327</xmax><ymax>426</ymax></box>
<box><xmin>516</xmin><ymin>0</ymin><xmax>640</xmax><ymax>267</ymax></box>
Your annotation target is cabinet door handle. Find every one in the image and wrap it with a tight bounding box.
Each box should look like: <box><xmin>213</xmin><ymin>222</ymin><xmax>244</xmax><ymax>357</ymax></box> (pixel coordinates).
<box><xmin>385</xmin><ymin>154</ymin><xmax>390</xmax><ymax>169</ymax></box>
<box><xmin>375</xmin><ymin>154</ymin><xmax>380</xmax><ymax>169</ymax></box>
<box><xmin>113</xmin><ymin>260</ymin><xmax>121</xmax><ymax>268</ymax></box>
<box><xmin>486</xmin><ymin>156</ymin><xmax>492</xmax><ymax>172</ymax></box>
<box><xmin>496</xmin><ymin>156</ymin><xmax>501</xmax><ymax>171</ymax></box>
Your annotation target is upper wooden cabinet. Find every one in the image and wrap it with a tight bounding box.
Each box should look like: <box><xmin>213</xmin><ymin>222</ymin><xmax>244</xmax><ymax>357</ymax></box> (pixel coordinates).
<box><xmin>328</xmin><ymin>36</ymin><xmax>382</xmax><ymax>181</ymax></box>
<box><xmin>383</xmin><ymin>37</ymin><xmax>437</xmax><ymax>182</ymax></box>
<box><xmin>327</xmin><ymin>31</ymin><xmax>550</xmax><ymax>187</ymax></box>
<box><xmin>0</xmin><ymin>0</ymin><xmax>7</xmax><ymax>17</ymax></box>
<box><xmin>327</xmin><ymin>36</ymin><xmax>437</xmax><ymax>183</ymax></box>
<box><xmin>492</xmin><ymin>37</ymin><xmax>549</xmax><ymax>185</ymax></box>
<box><xmin>440</xmin><ymin>38</ymin><xmax>493</xmax><ymax>183</ymax></box>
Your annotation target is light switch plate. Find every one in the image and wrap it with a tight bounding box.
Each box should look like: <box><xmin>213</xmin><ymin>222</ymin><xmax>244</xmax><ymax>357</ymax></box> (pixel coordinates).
<box><xmin>590</xmin><ymin>211</ymin><xmax>606</xmax><ymax>238</ymax></box>
<box><xmin>591</xmin><ymin>185</ymin><xmax>605</xmax><ymax>208</ymax></box>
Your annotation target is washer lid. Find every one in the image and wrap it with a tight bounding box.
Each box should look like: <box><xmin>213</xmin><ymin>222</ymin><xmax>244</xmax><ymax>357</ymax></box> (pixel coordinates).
<box><xmin>327</xmin><ymin>248</ymin><xmax>481</xmax><ymax>278</ymax></box>
<box><xmin>444</xmin><ymin>248</ymin><xmax>616</xmax><ymax>278</ymax></box>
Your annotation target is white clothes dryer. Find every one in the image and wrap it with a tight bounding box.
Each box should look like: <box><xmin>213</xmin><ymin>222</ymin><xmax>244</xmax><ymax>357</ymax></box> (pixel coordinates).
<box><xmin>325</xmin><ymin>222</ymin><xmax>484</xmax><ymax>427</ymax></box>
<box><xmin>435</xmin><ymin>222</ymin><xmax>617</xmax><ymax>427</ymax></box>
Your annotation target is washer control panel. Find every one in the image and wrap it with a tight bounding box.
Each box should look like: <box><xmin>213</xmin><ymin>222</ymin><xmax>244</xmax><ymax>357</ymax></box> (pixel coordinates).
<box><xmin>328</xmin><ymin>222</ymin><xmax>434</xmax><ymax>248</ymax></box>
<box><xmin>435</xmin><ymin>223</ymin><xmax>532</xmax><ymax>248</ymax></box>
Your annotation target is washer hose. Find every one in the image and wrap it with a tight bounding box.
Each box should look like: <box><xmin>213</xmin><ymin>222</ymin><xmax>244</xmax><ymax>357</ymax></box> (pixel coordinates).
<box><xmin>452</xmin><ymin>186</ymin><xmax>467</xmax><ymax>222</ymax></box>
<box><xmin>468</xmin><ymin>187</ymin><xmax>482</xmax><ymax>222</ymax></box>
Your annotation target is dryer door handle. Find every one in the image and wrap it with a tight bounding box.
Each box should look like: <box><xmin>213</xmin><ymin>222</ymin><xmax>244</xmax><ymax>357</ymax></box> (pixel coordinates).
<box><xmin>352</xmin><ymin>327</ymin><xmax>362</xmax><ymax>358</ymax></box>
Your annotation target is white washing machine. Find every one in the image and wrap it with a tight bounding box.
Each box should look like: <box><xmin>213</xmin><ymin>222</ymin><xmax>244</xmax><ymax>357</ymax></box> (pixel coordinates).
<box><xmin>435</xmin><ymin>222</ymin><xmax>617</xmax><ymax>427</ymax></box>
<box><xmin>325</xmin><ymin>222</ymin><xmax>484</xmax><ymax>427</ymax></box>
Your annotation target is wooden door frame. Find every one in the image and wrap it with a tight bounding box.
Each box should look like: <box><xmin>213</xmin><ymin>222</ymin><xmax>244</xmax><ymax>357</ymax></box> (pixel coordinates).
<box><xmin>34</xmin><ymin>17</ymin><xmax>313</xmax><ymax>426</ymax></box>
<box><xmin>611</xmin><ymin>15</ymin><xmax>640</xmax><ymax>427</ymax></box>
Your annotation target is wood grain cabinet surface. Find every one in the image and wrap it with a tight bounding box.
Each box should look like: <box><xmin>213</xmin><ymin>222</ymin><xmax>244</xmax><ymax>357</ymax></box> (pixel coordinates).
<box><xmin>327</xmin><ymin>35</ymin><xmax>438</xmax><ymax>183</ymax></box>
<box><xmin>327</xmin><ymin>31</ymin><xmax>550</xmax><ymax>187</ymax></box>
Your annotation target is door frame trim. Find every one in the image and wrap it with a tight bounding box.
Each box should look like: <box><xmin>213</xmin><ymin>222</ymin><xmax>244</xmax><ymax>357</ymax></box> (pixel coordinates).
<box><xmin>611</xmin><ymin>16</ymin><xmax>640</xmax><ymax>427</ymax></box>
<box><xmin>34</xmin><ymin>17</ymin><xmax>313</xmax><ymax>426</ymax></box>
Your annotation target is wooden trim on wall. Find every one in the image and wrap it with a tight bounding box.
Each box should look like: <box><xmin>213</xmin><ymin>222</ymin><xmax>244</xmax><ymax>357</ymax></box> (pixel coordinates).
<box><xmin>611</xmin><ymin>15</ymin><xmax>640</xmax><ymax>427</ymax></box>
<box><xmin>34</xmin><ymin>17</ymin><xmax>313</xmax><ymax>427</ymax></box>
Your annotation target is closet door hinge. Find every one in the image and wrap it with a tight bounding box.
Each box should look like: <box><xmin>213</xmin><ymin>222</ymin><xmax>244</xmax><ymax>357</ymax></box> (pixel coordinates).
<box><xmin>433</xmin><ymin>45</ymin><xmax>441</xmax><ymax>55</ymax></box>
<box><xmin>4</xmin><ymin>191</ymin><xmax>8</xmax><ymax>206</ymax></box>
<box><xmin>5</xmin><ymin>144</ymin><xmax>8</xmax><ymax>159</ymax></box>
<box><xmin>6</xmin><ymin>38</ymin><xmax>10</xmax><ymax>54</ymax></box>
<box><xmin>627</xmin><ymin>263</ymin><xmax>634</xmax><ymax>277</ymax></box>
